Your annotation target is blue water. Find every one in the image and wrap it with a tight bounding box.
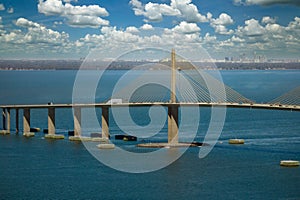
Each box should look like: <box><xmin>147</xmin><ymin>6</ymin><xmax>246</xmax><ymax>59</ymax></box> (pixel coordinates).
<box><xmin>0</xmin><ymin>70</ymin><xmax>300</xmax><ymax>199</ymax></box>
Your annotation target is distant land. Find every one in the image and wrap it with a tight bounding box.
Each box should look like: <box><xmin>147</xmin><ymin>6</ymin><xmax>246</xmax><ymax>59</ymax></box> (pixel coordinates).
<box><xmin>0</xmin><ymin>59</ymin><xmax>299</xmax><ymax>70</ymax></box>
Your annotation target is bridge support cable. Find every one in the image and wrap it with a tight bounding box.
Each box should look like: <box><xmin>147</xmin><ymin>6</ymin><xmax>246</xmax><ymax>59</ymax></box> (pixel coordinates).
<box><xmin>269</xmin><ymin>86</ymin><xmax>300</xmax><ymax>106</ymax></box>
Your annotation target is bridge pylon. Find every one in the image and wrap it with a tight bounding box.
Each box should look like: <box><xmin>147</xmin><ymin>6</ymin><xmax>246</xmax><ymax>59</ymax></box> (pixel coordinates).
<box><xmin>168</xmin><ymin>49</ymin><xmax>179</xmax><ymax>144</ymax></box>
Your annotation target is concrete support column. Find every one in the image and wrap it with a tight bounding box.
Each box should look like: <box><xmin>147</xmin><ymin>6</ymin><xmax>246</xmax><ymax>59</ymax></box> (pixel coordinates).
<box><xmin>2</xmin><ymin>108</ymin><xmax>6</xmax><ymax>130</ymax></box>
<box><xmin>168</xmin><ymin>105</ymin><xmax>178</xmax><ymax>144</ymax></box>
<box><xmin>101</xmin><ymin>106</ymin><xmax>109</xmax><ymax>139</ymax></box>
<box><xmin>48</xmin><ymin>107</ymin><xmax>55</xmax><ymax>135</ymax></box>
<box><xmin>6</xmin><ymin>108</ymin><xmax>10</xmax><ymax>132</ymax></box>
<box><xmin>74</xmin><ymin>107</ymin><xmax>81</xmax><ymax>137</ymax></box>
<box><xmin>23</xmin><ymin>108</ymin><xmax>30</xmax><ymax>133</ymax></box>
<box><xmin>15</xmin><ymin>109</ymin><xmax>19</xmax><ymax>133</ymax></box>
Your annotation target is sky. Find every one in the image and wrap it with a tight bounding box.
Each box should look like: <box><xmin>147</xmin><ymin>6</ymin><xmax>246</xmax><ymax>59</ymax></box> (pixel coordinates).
<box><xmin>0</xmin><ymin>0</ymin><xmax>299</xmax><ymax>60</ymax></box>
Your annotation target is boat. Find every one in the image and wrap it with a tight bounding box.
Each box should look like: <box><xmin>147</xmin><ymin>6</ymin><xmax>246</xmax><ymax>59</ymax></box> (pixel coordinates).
<box><xmin>280</xmin><ymin>160</ymin><xmax>299</xmax><ymax>167</ymax></box>
<box><xmin>30</xmin><ymin>127</ymin><xmax>40</xmax><ymax>132</ymax></box>
<box><xmin>228</xmin><ymin>139</ymin><xmax>244</xmax><ymax>144</ymax></box>
<box><xmin>115</xmin><ymin>134</ymin><xmax>137</xmax><ymax>141</ymax></box>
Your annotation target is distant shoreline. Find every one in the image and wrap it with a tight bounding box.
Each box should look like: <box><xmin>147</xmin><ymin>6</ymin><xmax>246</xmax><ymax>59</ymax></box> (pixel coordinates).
<box><xmin>0</xmin><ymin>60</ymin><xmax>299</xmax><ymax>70</ymax></box>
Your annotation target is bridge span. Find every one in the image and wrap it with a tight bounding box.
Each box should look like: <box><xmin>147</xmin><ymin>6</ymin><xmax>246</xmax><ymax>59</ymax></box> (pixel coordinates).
<box><xmin>0</xmin><ymin>102</ymin><xmax>299</xmax><ymax>142</ymax></box>
<box><xmin>1</xmin><ymin>102</ymin><xmax>300</xmax><ymax>110</ymax></box>
<box><xmin>1</xmin><ymin>49</ymin><xmax>299</xmax><ymax>145</ymax></box>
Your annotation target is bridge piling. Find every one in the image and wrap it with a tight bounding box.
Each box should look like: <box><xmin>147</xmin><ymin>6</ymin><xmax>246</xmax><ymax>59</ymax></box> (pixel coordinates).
<box><xmin>2</xmin><ymin>108</ymin><xmax>6</xmax><ymax>130</ymax></box>
<box><xmin>23</xmin><ymin>108</ymin><xmax>34</xmax><ymax>137</ymax></box>
<box><xmin>101</xmin><ymin>106</ymin><xmax>109</xmax><ymax>139</ymax></box>
<box><xmin>73</xmin><ymin>107</ymin><xmax>81</xmax><ymax>137</ymax></box>
<box><xmin>16</xmin><ymin>109</ymin><xmax>19</xmax><ymax>133</ymax></box>
<box><xmin>23</xmin><ymin>108</ymin><xmax>30</xmax><ymax>133</ymax></box>
<box><xmin>168</xmin><ymin>105</ymin><xmax>179</xmax><ymax>144</ymax></box>
<box><xmin>48</xmin><ymin>107</ymin><xmax>55</xmax><ymax>135</ymax></box>
<box><xmin>45</xmin><ymin>107</ymin><xmax>64</xmax><ymax>139</ymax></box>
<box><xmin>6</xmin><ymin>108</ymin><xmax>10</xmax><ymax>133</ymax></box>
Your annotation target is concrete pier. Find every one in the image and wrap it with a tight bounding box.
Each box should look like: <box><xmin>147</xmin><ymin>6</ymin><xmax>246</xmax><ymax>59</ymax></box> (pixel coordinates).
<box><xmin>23</xmin><ymin>108</ymin><xmax>34</xmax><ymax>137</ymax></box>
<box><xmin>73</xmin><ymin>107</ymin><xmax>81</xmax><ymax>137</ymax></box>
<box><xmin>2</xmin><ymin>108</ymin><xmax>6</xmax><ymax>130</ymax></box>
<box><xmin>45</xmin><ymin>107</ymin><xmax>64</xmax><ymax>139</ymax></box>
<box><xmin>168</xmin><ymin>105</ymin><xmax>179</xmax><ymax>144</ymax></box>
<box><xmin>101</xmin><ymin>106</ymin><xmax>109</xmax><ymax>139</ymax></box>
<box><xmin>15</xmin><ymin>109</ymin><xmax>19</xmax><ymax>133</ymax></box>
<box><xmin>23</xmin><ymin>108</ymin><xmax>30</xmax><ymax>133</ymax></box>
<box><xmin>48</xmin><ymin>107</ymin><xmax>55</xmax><ymax>135</ymax></box>
<box><xmin>6</xmin><ymin>108</ymin><xmax>10</xmax><ymax>134</ymax></box>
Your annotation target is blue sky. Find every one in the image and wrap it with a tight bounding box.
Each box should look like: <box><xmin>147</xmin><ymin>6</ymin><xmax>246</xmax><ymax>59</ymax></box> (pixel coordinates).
<box><xmin>0</xmin><ymin>0</ymin><xmax>299</xmax><ymax>60</ymax></box>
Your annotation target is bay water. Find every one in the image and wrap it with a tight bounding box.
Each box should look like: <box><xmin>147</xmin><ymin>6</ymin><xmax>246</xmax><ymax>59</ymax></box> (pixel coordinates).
<box><xmin>0</xmin><ymin>70</ymin><xmax>299</xmax><ymax>199</ymax></box>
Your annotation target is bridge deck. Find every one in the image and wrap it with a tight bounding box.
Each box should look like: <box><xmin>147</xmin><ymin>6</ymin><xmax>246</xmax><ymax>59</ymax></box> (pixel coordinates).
<box><xmin>1</xmin><ymin>102</ymin><xmax>299</xmax><ymax>111</ymax></box>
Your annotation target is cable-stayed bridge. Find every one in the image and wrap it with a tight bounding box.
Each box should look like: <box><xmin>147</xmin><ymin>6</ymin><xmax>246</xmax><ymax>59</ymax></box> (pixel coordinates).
<box><xmin>1</xmin><ymin>49</ymin><xmax>299</xmax><ymax>145</ymax></box>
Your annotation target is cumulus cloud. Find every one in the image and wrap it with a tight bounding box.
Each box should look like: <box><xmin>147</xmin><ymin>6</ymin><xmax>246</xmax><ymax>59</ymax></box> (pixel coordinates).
<box><xmin>130</xmin><ymin>0</ymin><xmax>179</xmax><ymax>22</ymax></box>
<box><xmin>13</xmin><ymin>17</ymin><xmax>69</xmax><ymax>44</ymax></box>
<box><xmin>0</xmin><ymin>16</ymin><xmax>3</xmax><ymax>29</ymax></box>
<box><xmin>172</xmin><ymin>21</ymin><xmax>200</xmax><ymax>34</ymax></box>
<box><xmin>237</xmin><ymin>18</ymin><xmax>265</xmax><ymax>36</ymax></box>
<box><xmin>126</xmin><ymin>26</ymin><xmax>140</xmax><ymax>33</ymax></box>
<box><xmin>130</xmin><ymin>0</ymin><xmax>209</xmax><ymax>23</ymax></box>
<box><xmin>261</xmin><ymin>16</ymin><xmax>276</xmax><ymax>24</ymax></box>
<box><xmin>75</xmin><ymin>23</ymin><xmax>205</xmax><ymax>60</ymax></box>
<box><xmin>286</xmin><ymin>16</ymin><xmax>300</xmax><ymax>31</ymax></box>
<box><xmin>170</xmin><ymin>0</ymin><xmax>208</xmax><ymax>22</ymax></box>
<box><xmin>16</xmin><ymin>18</ymin><xmax>41</xmax><ymax>28</ymax></box>
<box><xmin>0</xmin><ymin>3</ymin><xmax>5</xmax><ymax>11</ymax></box>
<box><xmin>140</xmin><ymin>24</ymin><xmax>154</xmax><ymax>30</ymax></box>
<box><xmin>234</xmin><ymin>0</ymin><xmax>300</xmax><ymax>6</ymax></box>
<box><xmin>211</xmin><ymin>13</ymin><xmax>234</xmax><ymax>25</ymax></box>
<box><xmin>38</xmin><ymin>0</ymin><xmax>109</xmax><ymax>28</ymax></box>
<box><xmin>203</xmin><ymin>33</ymin><xmax>217</xmax><ymax>43</ymax></box>
<box><xmin>210</xmin><ymin>13</ymin><xmax>234</xmax><ymax>35</ymax></box>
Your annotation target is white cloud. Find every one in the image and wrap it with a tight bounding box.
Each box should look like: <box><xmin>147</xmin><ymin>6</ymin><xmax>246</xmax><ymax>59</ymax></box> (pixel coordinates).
<box><xmin>7</xmin><ymin>7</ymin><xmax>13</xmax><ymax>14</ymax></box>
<box><xmin>67</xmin><ymin>15</ymin><xmax>108</xmax><ymax>28</ymax></box>
<box><xmin>234</xmin><ymin>0</ymin><xmax>300</xmax><ymax>6</ymax></box>
<box><xmin>231</xmin><ymin>35</ymin><xmax>245</xmax><ymax>42</ymax></box>
<box><xmin>140</xmin><ymin>24</ymin><xmax>154</xmax><ymax>30</ymax></box>
<box><xmin>170</xmin><ymin>0</ymin><xmax>208</xmax><ymax>22</ymax></box>
<box><xmin>172</xmin><ymin>21</ymin><xmax>200</xmax><ymax>34</ymax></box>
<box><xmin>13</xmin><ymin>17</ymin><xmax>69</xmax><ymax>45</ymax></box>
<box><xmin>130</xmin><ymin>0</ymin><xmax>209</xmax><ymax>23</ymax></box>
<box><xmin>286</xmin><ymin>17</ymin><xmax>300</xmax><ymax>31</ymax></box>
<box><xmin>238</xmin><ymin>18</ymin><xmax>265</xmax><ymax>36</ymax></box>
<box><xmin>16</xmin><ymin>18</ymin><xmax>40</xmax><ymax>28</ymax></box>
<box><xmin>210</xmin><ymin>13</ymin><xmax>234</xmax><ymax>35</ymax></box>
<box><xmin>130</xmin><ymin>0</ymin><xmax>179</xmax><ymax>22</ymax></box>
<box><xmin>0</xmin><ymin>3</ymin><xmax>5</xmax><ymax>11</ymax></box>
<box><xmin>261</xmin><ymin>16</ymin><xmax>276</xmax><ymax>24</ymax></box>
<box><xmin>0</xmin><ymin>16</ymin><xmax>3</xmax><ymax>29</ymax></box>
<box><xmin>63</xmin><ymin>0</ymin><xmax>77</xmax><ymax>2</ymax></box>
<box><xmin>203</xmin><ymin>33</ymin><xmax>217</xmax><ymax>43</ymax></box>
<box><xmin>211</xmin><ymin>13</ymin><xmax>234</xmax><ymax>25</ymax></box>
<box><xmin>233</xmin><ymin>0</ymin><xmax>244</xmax><ymax>5</ymax></box>
<box><xmin>126</xmin><ymin>26</ymin><xmax>140</xmax><ymax>33</ymax></box>
<box><xmin>38</xmin><ymin>0</ymin><xmax>109</xmax><ymax>28</ymax></box>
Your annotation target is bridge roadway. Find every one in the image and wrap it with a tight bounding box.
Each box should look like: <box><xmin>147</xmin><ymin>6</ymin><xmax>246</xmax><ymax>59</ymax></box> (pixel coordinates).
<box><xmin>1</xmin><ymin>102</ymin><xmax>300</xmax><ymax>111</ymax></box>
<box><xmin>1</xmin><ymin>102</ymin><xmax>299</xmax><ymax>143</ymax></box>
